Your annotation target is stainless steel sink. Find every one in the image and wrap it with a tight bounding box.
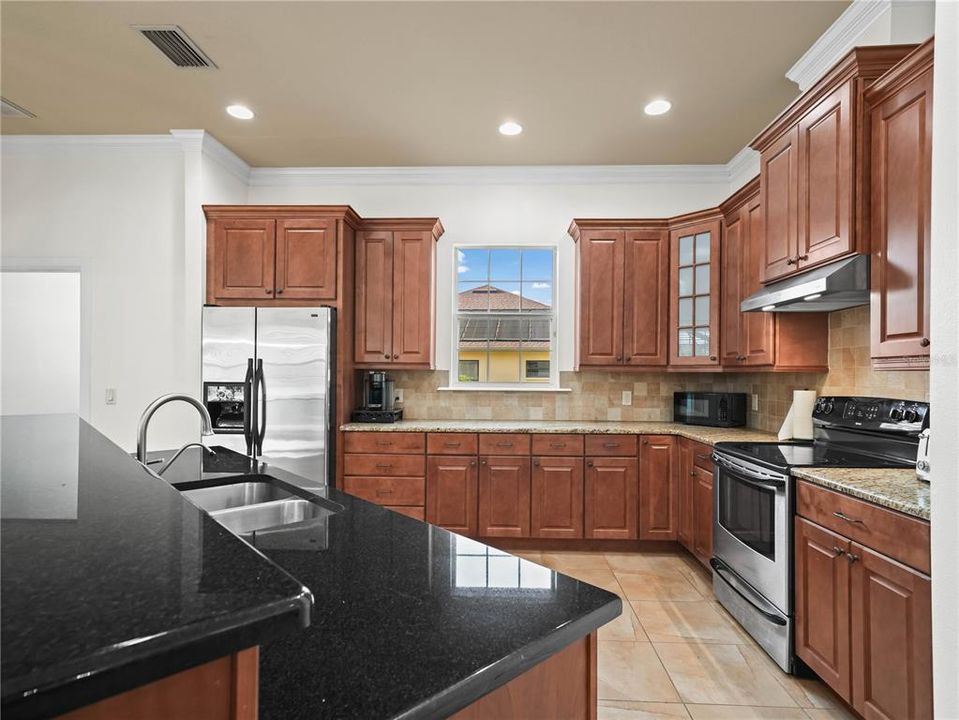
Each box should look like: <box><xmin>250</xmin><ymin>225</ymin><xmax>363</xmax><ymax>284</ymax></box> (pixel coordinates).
<box><xmin>182</xmin><ymin>482</ymin><xmax>295</xmax><ymax>512</ymax></box>
<box><xmin>210</xmin><ymin>498</ymin><xmax>335</xmax><ymax>539</ymax></box>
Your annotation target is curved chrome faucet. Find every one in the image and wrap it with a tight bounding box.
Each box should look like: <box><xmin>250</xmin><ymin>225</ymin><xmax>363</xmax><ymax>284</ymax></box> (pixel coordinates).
<box><xmin>136</xmin><ymin>393</ymin><xmax>214</xmax><ymax>464</ymax></box>
<box><xmin>156</xmin><ymin>442</ymin><xmax>217</xmax><ymax>476</ymax></box>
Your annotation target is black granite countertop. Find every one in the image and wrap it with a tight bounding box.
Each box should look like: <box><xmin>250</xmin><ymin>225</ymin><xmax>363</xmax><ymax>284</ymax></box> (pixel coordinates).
<box><xmin>163</xmin><ymin>448</ymin><xmax>621</xmax><ymax>719</ymax></box>
<box><xmin>0</xmin><ymin>415</ymin><xmax>312</xmax><ymax>720</ymax></box>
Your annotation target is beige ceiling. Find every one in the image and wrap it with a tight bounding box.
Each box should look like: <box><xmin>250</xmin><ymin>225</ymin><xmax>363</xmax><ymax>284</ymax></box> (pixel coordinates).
<box><xmin>1</xmin><ymin>1</ymin><xmax>849</xmax><ymax>167</ymax></box>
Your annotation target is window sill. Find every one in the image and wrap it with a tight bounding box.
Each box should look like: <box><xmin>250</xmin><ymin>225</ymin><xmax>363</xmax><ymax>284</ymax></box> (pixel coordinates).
<box><xmin>437</xmin><ymin>386</ymin><xmax>572</xmax><ymax>393</ymax></box>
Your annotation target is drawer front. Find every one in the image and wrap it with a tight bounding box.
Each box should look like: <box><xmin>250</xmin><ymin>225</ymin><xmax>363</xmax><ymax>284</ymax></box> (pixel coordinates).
<box><xmin>585</xmin><ymin>435</ymin><xmax>638</xmax><ymax>456</ymax></box>
<box><xmin>531</xmin><ymin>434</ymin><xmax>585</xmax><ymax>456</ymax></box>
<box><xmin>478</xmin><ymin>433</ymin><xmax>531</xmax><ymax>456</ymax></box>
<box><xmin>427</xmin><ymin>433</ymin><xmax>479</xmax><ymax>455</ymax></box>
<box><xmin>386</xmin><ymin>505</ymin><xmax>426</xmax><ymax>521</ymax></box>
<box><xmin>692</xmin><ymin>442</ymin><xmax>714</xmax><ymax>471</ymax></box>
<box><xmin>796</xmin><ymin>480</ymin><xmax>930</xmax><ymax>574</ymax></box>
<box><xmin>342</xmin><ymin>476</ymin><xmax>425</xmax><ymax>506</ymax></box>
<box><xmin>344</xmin><ymin>432</ymin><xmax>425</xmax><ymax>454</ymax></box>
<box><xmin>343</xmin><ymin>453</ymin><xmax>425</xmax><ymax>477</ymax></box>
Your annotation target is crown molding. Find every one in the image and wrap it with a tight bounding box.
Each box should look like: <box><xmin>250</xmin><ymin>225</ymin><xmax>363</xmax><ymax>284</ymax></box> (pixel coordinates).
<box><xmin>786</xmin><ymin>0</ymin><xmax>892</xmax><ymax>91</ymax></box>
<box><xmin>248</xmin><ymin>163</ymin><xmax>732</xmax><ymax>188</ymax></box>
<box><xmin>170</xmin><ymin>129</ymin><xmax>251</xmax><ymax>183</ymax></box>
<box><xmin>0</xmin><ymin>134</ymin><xmax>177</xmax><ymax>154</ymax></box>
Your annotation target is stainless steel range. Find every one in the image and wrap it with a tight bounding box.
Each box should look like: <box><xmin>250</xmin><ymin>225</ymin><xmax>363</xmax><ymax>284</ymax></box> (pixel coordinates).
<box><xmin>710</xmin><ymin>396</ymin><xmax>929</xmax><ymax>673</ymax></box>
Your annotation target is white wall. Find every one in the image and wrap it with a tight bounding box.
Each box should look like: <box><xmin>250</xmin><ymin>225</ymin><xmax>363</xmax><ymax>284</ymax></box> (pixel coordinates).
<box><xmin>1</xmin><ymin>271</ymin><xmax>81</xmax><ymax>415</ymax></box>
<box><xmin>930</xmin><ymin>2</ymin><xmax>959</xmax><ymax>716</ymax></box>
<box><xmin>249</xmin><ymin>168</ymin><xmax>732</xmax><ymax>372</ymax></box>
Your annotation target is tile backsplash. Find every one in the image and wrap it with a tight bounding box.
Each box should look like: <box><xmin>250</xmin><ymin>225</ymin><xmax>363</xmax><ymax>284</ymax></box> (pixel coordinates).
<box><xmin>390</xmin><ymin>306</ymin><xmax>928</xmax><ymax>433</ymax></box>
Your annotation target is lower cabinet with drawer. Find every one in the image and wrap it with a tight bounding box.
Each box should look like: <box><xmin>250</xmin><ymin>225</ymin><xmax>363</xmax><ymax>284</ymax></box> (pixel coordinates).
<box><xmin>795</xmin><ymin>481</ymin><xmax>931</xmax><ymax>720</ymax></box>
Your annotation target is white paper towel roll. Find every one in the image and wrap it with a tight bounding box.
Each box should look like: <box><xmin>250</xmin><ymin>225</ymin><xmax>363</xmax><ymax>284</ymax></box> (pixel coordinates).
<box><xmin>791</xmin><ymin>390</ymin><xmax>818</xmax><ymax>440</ymax></box>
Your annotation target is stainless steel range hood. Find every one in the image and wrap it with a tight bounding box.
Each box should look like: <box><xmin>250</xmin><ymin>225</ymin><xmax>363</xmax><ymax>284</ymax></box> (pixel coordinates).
<box><xmin>741</xmin><ymin>254</ymin><xmax>869</xmax><ymax>313</ymax></box>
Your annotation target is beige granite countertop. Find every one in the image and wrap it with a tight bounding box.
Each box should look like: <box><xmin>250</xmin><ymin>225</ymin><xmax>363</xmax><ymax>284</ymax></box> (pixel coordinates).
<box><xmin>792</xmin><ymin>467</ymin><xmax>929</xmax><ymax>521</ymax></box>
<box><xmin>340</xmin><ymin>419</ymin><xmax>777</xmax><ymax>446</ymax></box>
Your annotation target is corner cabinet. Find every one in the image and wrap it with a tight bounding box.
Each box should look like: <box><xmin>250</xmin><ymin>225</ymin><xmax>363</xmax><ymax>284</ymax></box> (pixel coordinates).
<box><xmin>720</xmin><ymin>179</ymin><xmax>829</xmax><ymax>371</ymax></box>
<box><xmin>354</xmin><ymin>219</ymin><xmax>444</xmax><ymax>369</ymax></box>
<box><xmin>669</xmin><ymin>214</ymin><xmax>721</xmax><ymax>367</ymax></box>
<box><xmin>750</xmin><ymin>45</ymin><xmax>916</xmax><ymax>284</ymax></box>
<box><xmin>569</xmin><ymin>221</ymin><xmax>669</xmax><ymax>369</ymax></box>
<box><xmin>205</xmin><ymin>208</ymin><xmax>354</xmax><ymax>304</ymax></box>
<box><xmin>866</xmin><ymin>39</ymin><xmax>934</xmax><ymax>370</ymax></box>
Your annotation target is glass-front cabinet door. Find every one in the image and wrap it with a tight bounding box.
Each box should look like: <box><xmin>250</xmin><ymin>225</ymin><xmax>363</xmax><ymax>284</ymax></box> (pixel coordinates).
<box><xmin>669</xmin><ymin>217</ymin><xmax>722</xmax><ymax>366</ymax></box>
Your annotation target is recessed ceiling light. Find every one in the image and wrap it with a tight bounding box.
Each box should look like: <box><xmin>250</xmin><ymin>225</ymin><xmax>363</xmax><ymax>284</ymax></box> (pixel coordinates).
<box><xmin>498</xmin><ymin>121</ymin><xmax>523</xmax><ymax>136</ymax></box>
<box><xmin>226</xmin><ymin>104</ymin><xmax>254</xmax><ymax>120</ymax></box>
<box><xmin>644</xmin><ymin>99</ymin><xmax>672</xmax><ymax>116</ymax></box>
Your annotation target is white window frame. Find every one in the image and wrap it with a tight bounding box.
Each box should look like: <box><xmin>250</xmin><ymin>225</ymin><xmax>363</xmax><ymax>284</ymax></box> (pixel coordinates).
<box><xmin>448</xmin><ymin>244</ymin><xmax>559</xmax><ymax>391</ymax></box>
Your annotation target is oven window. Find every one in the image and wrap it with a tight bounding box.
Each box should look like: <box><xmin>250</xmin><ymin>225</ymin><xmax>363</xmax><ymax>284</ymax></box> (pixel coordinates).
<box><xmin>718</xmin><ymin>471</ymin><xmax>776</xmax><ymax>560</ymax></box>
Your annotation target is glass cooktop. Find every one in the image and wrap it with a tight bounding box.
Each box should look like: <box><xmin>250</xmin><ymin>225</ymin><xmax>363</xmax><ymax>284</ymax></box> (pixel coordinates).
<box><xmin>714</xmin><ymin>441</ymin><xmax>914</xmax><ymax>472</ymax></box>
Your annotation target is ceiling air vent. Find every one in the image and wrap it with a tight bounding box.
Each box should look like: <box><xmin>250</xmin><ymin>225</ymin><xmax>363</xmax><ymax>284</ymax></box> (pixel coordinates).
<box><xmin>134</xmin><ymin>25</ymin><xmax>216</xmax><ymax>68</ymax></box>
<box><xmin>1</xmin><ymin>98</ymin><xmax>35</xmax><ymax>119</ymax></box>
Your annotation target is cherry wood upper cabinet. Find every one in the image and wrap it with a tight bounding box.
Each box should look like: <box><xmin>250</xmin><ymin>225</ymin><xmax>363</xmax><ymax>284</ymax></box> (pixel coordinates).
<box><xmin>210</xmin><ymin>219</ymin><xmax>277</xmax><ymax>300</ymax></box>
<box><xmin>638</xmin><ymin>435</ymin><xmax>676</xmax><ymax>541</ymax></box>
<box><xmin>720</xmin><ymin>180</ymin><xmax>829</xmax><ymax>371</ymax></box>
<box><xmin>866</xmin><ymin>40</ymin><xmax>934</xmax><ymax>370</ymax></box>
<box><xmin>569</xmin><ymin>221</ymin><xmax>669</xmax><ymax>369</ymax></box>
<box><xmin>354</xmin><ymin>219</ymin><xmax>443</xmax><ymax>368</ymax></box>
<box><xmin>426</xmin><ymin>455</ymin><xmax>478</xmax><ymax>536</ymax></box>
<box><xmin>478</xmin><ymin>456</ymin><xmax>531</xmax><ymax>538</ymax></box>
<box><xmin>750</xmin><ymin>45</ymin><xmax>916</xmax><ymax>283</ymax></box>
<box><xmin>669</xmin><ymin>215</ymin><xmax>721</xmax><ymax>366</ymax></box>
<box><xmin>275</xmin><ymin>218</ymin><xmax>337</xmax><ymax>300</ymax></box>
<box><xmin>530</xmin><ymin>457</ymin><xmax>584</xmax><ymax>539</ymax></box>
<box><xmin>584</xmin><ymin>456</ymin><xmax>638</xmax><ymax>540</ymax></box>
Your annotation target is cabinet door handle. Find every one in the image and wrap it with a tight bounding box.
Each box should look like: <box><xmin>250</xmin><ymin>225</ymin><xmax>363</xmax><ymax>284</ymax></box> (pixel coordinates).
<box><xmin>709</xmin><ymin>356</ymin><xmax>717</xmax><ymax>362</ymax></box>
<box><xmin>375</xmin><ymin>463</ymin><xmax>393</xmax><ymax>469</ymax></box>
<box><xmin>470</xmin><ymin>459</ymin><xmax>476</xmax><ymax>466</ymax></box>
<box><xmin>616</xmin><ymin>356</ymin><xmax>623</xmax><ymax>361</ymax></box>
<box><xmin>846</xmin><ymin>552</ymin><xmax>860</xmax><ymax>563</ymax></box>
<box><xmin>786</xmin><ymin>258</ymin><xmax>797</xmax><ymax>266</ymax></box>
<box><xmin>586</xmin><ymin>460</ymin><xmax>594</xmax><ymax>467</ymax></box>
<box><xmin>797</xmin><ymin>254</ymin><xmax>809</xmax><ymax>262</ymax></box>
<box><xmin>833</xmin><ymin>511</ymin><xmax>864</xmax><ymax>525</ymax></box>
<box><xmin>549</xmin><ymin>442</ymin><xmax>566</xmax><ymax>448</ymax></box>
<box><xmin>376</xmin><ymin>489</ymin><xmax>394</xmax><ymax>496</ymax></box>
<box><xmin>920</xmin><ymin>337</ymin><xmax>930</xmax><ymax>347</ymax></box>
<box><xmin>444</xmin><ymin>441</ymin><xmax>461</xmax><ymax>448</ymax></box>
<box><xmin>265</xmin><ymin>288</ymin><xmax>274</xmax><ymax>294</ymax></box>
<box><xmin>642</xmin><ymin>440</ymin><xmax>650</xmax><ymax>446</ymax></box>
<box><xmin>276</xmin><ymin>289</ymin><xmax>284</xmax><ymax>294</ymax></box>
<box><xmin>533</xmin><ymin>459</ymin><xmax>540</xmax><ymax>467</ymax></box>
<box><xmin>695</xmin><ymin>453</ymin><xmax>710</xmax><ymax>461</ymax></box>
<box><xmin>480</xmin><ymin>459</ymin><xmax>487</xmax><ymax>466</ymax></box>
<box><xmin>495</xmin><ymin>442</ymin><xmax>513</xmax><ymax>448</ymax></box>
<box><xmin>602</xmin><ymin>442</ymin><xmax>620</xmax><ymax>448</ymax></box>
<box><xmin>690</xmin><ymin>470</ymin><xmax>695</xmax><ymax>477</ymax></box>
<box><xmin>375</xmin><ymin>440</ymin><xmax>393</xmax><ymax>447</ymax></box>
<box><xmin>832</xmin><ymin>546</ymin><xmax>845</xmax><ymax>557</ymax></box>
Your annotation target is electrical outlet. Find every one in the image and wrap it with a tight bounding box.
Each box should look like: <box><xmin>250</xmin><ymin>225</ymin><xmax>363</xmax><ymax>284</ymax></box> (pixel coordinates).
<box><xmin>752</xmin><ymin>393</ymin><xmax>759</xmax><ymax>412</ymax></box>
<box><xmin>395</xmin><ymin>389</ymin><xmax>404</xmax><ymax>404</ymax></box>
<box><xmin>622</xmin><ymin>390</ymin><xmax>632</xmax><ymax>406</ymax></box>
<box><xmin>105</xmin><ymin>388</ymin><xmax>117</xmax><ymax>405</ymax></box>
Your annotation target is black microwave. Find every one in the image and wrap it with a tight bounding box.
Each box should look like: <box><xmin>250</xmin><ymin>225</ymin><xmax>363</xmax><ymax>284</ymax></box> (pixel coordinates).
<box><xmin>673</xmin><ymin>392</ymin><xmax>747</xmax><ymax>427</ymax></box>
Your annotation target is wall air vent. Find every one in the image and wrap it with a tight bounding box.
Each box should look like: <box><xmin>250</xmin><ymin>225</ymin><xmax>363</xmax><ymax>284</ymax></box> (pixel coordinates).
<box><xmin>134</xmin><ymin>25</ymin><xmax>217</xmax><ymax>68</ymax></box>
<box><xmin>1</xmin><ymin>98</ymin><xmax>36</xmax><ymax>118</ymax></box>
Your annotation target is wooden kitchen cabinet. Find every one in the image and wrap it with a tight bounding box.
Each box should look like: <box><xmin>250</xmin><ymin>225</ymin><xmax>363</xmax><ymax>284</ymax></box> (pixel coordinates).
<box><xmin>795</xmin><ymin>516</ymin><xmax>853</xmax><ymax>701</ymax></box>
<box><xmin>354</xmin><ymin>219</ymin><xmax>443</xmax><ymax>368</ymax></box>
<box><xmin>720</xmin><ymin>179</ymin><xmax>828</xmax><ymax>370</ymax></box>
<box><xmin>568</xmin><ymin>222</ymin><xmax>669</xmax><ymax>368</ymax></box>
<box><xmin>426</xmin><ymin>455</ymin><xmax>478</xmax><ymax>536</ymax></box>
<box><xmin>275</xmin><ymin>218</ymin><xmax>337</xmax><ymax>300</ymax></box>
<box><xmin>210</xmin><ymin>219</ymin><xmax>277</xmax><ymax>301</ymax></box>
<box><xmin>866</xmin><ymin>40</ymin><xmax>934</xmax><ymax>369</ymax></box>
<box><xmin>750</xmin><ymin>45</ymin><xmax>915</xmax><ymax>283</ymax></box>
<box><xmin>584</xmin><ymin>457</ymin><xmax>638</xmax><ymax>540</ymax></box>
<box><xmin>691</xmin><ymin>462</ymin><xmax>713</xmax><ymax>568</ymax></box>
<box><xmin>669</xmin><ymin>215</ymin><xmax>721</xmax><ymax>366</ymax></box>
<box><xmin>638</xmin><ymin>435</ymin><xmax>676</xmax><ymax>540</ymax></box>
<box><xmin>676</xmin><ymin>439</ymin><xmax>694</xmax><ymax>550</ymax></box>
<box><xmin>478</xmin><ymin>456</ymin><xmax>531</xmax><ymax>537</ymax></box>
<box><xmin>530</xmin><ymin>457</ymin><xmax>584</xmax><ymax>539</ymax></box>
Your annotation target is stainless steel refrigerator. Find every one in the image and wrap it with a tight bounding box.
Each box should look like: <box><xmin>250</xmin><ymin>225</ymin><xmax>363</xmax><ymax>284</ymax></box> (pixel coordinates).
<box><xmin>201</xmin><ymin>306</ymin><xmax>334</xmax><ymax>485</ymax></box>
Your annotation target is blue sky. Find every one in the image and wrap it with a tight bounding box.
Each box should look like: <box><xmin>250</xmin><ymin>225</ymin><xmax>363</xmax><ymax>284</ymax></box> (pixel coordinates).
<box><xmin>457</xmin><ymin>248</ymin><xmax>554</xmax><ymax>307</ymax></box>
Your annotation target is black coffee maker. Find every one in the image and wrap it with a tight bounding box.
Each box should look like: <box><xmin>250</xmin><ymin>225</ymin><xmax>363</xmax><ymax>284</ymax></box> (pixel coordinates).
<box><xmin>352</xmin><ymin>371</ymin><xmax>402</xmax><ymax>422</ymax></box>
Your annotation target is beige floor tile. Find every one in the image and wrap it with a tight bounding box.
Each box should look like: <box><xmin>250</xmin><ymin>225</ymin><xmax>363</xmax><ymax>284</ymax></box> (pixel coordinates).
<box><xmin>562</xmin><ymin>568</ymin><xmax>624</xmax><ymax>594</ymax></box>
<box><xmin>675</xmin><ymin>563</ymin><xmax>714</xmax><ymax>597</ymax></box>
<box><xmin>511</xmin><ymin>550</ymin><xmax>543</xmax><ymax>564</ymax></box>
<box><xmin>802</xmin><ymin>708</ymin><xmax>857</xmax><ymax>720</ymax></box>
<box><xmin>599</xmin><ymin>701</ymin><xmax>691</xmax><ymax>719</ymax></box>
<box><xmin>632</xmin><ymin>600</ymin><xmax>750</xmax><ymax>644</ymax></box>
<box><xmin>653</xmin><ymin>642</ymin><xmax>798</xmax><ymax>707</ymax></box>
<box><xmin>747</xmin><ymin>643</ymin><xmax>848</xmax><ymax>711</ymax></box>
<box><xmin>614</xmin><ymin>570</ymin><xmax>704</xmax><ymax>601</ymax></box>
<box><xmin>686</xmin><ymin>705</ymin><xmax>809</xmax><ymax>719</ymax></box>
<box><xmin>606</xmin><ymin>552</ymin><xmax>693</xmax><ymax>575</ymax></box>
<box><xmin>599</xmin><ymin>641</ymin><xmax>682</xmax><ymax>703</ymax></box>
<box><xmin>600</xmin><ymin>600</ymin><xmax>649</xmax><ymax>642</ymax></box>
<box><xmin>541</xmin><ymin>551</ymin><xmax>611</xmax><ymax>571</ymax></box>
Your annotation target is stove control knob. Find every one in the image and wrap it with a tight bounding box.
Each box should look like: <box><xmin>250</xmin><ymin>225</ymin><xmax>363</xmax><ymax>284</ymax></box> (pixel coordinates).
<box><xmin>823</xmin><ymin>401</ymin><xmax>834</xmax><ymax>415</ymax></box>
<box><xmin>904</xmin><ymin>407</ymin><xmax>919</xmax><ymax>423</ymax></box>
<box><xmin>890</xmin><ymin>405</ymin><xmax>905</xmax><ymax>421</ymax></box>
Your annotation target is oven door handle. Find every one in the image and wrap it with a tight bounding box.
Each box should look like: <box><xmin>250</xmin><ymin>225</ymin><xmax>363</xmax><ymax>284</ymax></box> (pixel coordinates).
<box><xmin>710</xmin><ymin>558</ymin><xmax>787</xmax><ymax>626</ymax></box>
<box><xmin>712</xmin><ymin>453</ymin><xmax>787</xmax><ymax>487</ymax></box>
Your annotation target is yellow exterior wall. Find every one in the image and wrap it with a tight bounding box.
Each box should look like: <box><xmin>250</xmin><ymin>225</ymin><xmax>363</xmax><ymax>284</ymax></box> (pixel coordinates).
<box><xmin>458</xmin><ymin>350</ymin><xmax>550</xmax><ymax>383</ymax></box>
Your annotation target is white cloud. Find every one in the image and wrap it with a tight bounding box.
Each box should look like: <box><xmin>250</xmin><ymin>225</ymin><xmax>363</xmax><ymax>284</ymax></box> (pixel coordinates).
<box><xmin>531</xmin><ymin>282</ymin><xmax>550</xmax><ymax>289</ymax></box>
<box><xmin>458</xmin><ymin>265</ymin><xmax>470</xmax><ymax>274</ymax></box>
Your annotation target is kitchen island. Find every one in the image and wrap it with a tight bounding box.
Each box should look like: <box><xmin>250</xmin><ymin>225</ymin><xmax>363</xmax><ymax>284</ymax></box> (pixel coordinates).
<box><xmin>1</xmin><ymin>415</ymin><xmax>620</xmax><ymax>720</ymax></box>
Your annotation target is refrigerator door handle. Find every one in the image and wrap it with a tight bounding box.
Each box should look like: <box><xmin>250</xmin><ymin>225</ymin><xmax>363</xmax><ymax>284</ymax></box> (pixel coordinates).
<box><xmin>255</xmin><ymin>359</ymin><xmax>266</xmax><ymax>456</ymax></box>
<box><xmin>243</xmin><ymin>358</ymin><xmax>255</xmax><ymax>455</ymax></box>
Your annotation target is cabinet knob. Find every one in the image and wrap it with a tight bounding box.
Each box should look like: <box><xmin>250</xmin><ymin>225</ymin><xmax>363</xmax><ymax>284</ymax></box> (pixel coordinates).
<box><xmin>586</xmin><ymin>460</ymin><xmax>594</xmax><ymax>467</ymax></box>
<box><xmin>276</xmin><ymin>289</ymin><xmax>284</xmax><ymax>294</ymax></box>
<box><xmin>265</xmin><ymin>288</ymin><xmax>274</xmax><ymax>294</ymax></box>
<box><xmin>709</xmin><ymin>356</ymin><xmax>717</xmax><ymax>362</ymax></box>
<box><xmin>393</xmin><ymin>354</ymin><xmax>399</xmax><ymax>359</ymax></box>
<box><xmin>920</xmin><ymin>337</ymin><xmax>930</xmax><ymax>347</ymax></box>
<box><xmin>797</xmin><ymin>254</ymin><xmax>809</xmax><ymax>262</ymax></box>
<box><xmin>384</xmin><ymin>354</ymin><xmax>390</xmax><ymax>359</ymax></box>
<box><xmin>533</xmin><ymin>459</ymin><xmax>540</xmax><ymax>467</ymax></box>
<box><xmin>786</xmin><ymin>258</ymin><xmax>796</xmax><ymax>266</ymax></box>
<box><xmin>846</xmin><ymin>552</ymin><xmax>860</xmax><ymax>564</ymax></box>
<box><xmin>616</xmin><ymin>356</ymin><xmax>622</xmax><ymax>361</ymax></box>
<box><xmin>832</xmin><ymin>546</ymin><xmax>845</xmax><ymax>557</ymax></box>
<box><xmin>470</xmin><ymin>460</ymin><xmax>476</xmax><ymax>467</ymax></box>
<box><xmin>642</xmin><ymin>440</ymin><xmax>649</xmax><ymax>445</ymax></box>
